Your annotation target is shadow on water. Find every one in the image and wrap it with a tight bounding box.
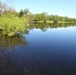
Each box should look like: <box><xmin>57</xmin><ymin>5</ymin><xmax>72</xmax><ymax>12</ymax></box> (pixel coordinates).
<box><xmin>0</xmin><ymin>30</ymin><xmax>29</xmax><ymax>75</ymax></box>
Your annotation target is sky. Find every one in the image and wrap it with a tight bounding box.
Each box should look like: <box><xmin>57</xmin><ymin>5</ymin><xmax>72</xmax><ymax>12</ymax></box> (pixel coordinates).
<box><xmin>2</xmin><ymin>0</ymin><xmax>76</xmax><ymax>18</ymax></box>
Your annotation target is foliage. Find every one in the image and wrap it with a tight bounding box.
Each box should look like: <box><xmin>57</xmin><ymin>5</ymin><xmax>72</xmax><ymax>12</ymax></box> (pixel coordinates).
<box><xmin>0</xmin><ymin>14</ymin><xmax>29</xmax><ymax>36</ymax></box>
<box><xmin>19</xmin><ymin>9</ymin><xmax>24</xmax><ymax>17</ymax></box>
<box><xmin>33</xmin><ymin>14</ymin><xmax>76</xmax><ymax>23</ymax></box>
<box><xmin>19</xmin><ymin>9</ymin><xmax>30</xmax><ymax>17</ymax></box>
<box><xmin>23</xmin><ymin>9</ymin><xmax>30</xmax><ymax>15</ymax></box>
<box><xmin>34</xmin><ymin>12</ymin><xmax>47</xmax><ymax>21</ymax></box>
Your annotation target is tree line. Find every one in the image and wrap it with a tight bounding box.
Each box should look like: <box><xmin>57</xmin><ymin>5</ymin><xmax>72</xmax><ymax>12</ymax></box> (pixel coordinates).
<box><xmin>19</xmin><ymin>9</ymin><xmax>76</xmax><ymax>23</ymax></box>
<box><xmin>0</xmin><ymin>0</ymin><xmax>76</xmax><ymax>36</ymax></box>
<box><xmin>0</xmin><ymin>0</ymin><xmax>76</xmax><ymax>23</ymax></box>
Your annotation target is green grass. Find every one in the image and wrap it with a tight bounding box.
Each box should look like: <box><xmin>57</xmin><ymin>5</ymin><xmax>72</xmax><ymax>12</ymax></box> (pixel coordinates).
<box><xmin>0</xmin><ymin>14</ymin><xmax>29</xmax><ymax>36</ymax></box>
<box><xmin>38</xmin><ymin>21</ymin><xmax>44</xmax><ymax>23</ymax></box>
<box><xmin>46</xmin><ymin>21</ymin><xmax>54</xmax><ymax>23</ymax></box>
<box><xmin>37</xmin><ymin>21</ymin><xmax>54</xmax><ymax>23</ymax></box>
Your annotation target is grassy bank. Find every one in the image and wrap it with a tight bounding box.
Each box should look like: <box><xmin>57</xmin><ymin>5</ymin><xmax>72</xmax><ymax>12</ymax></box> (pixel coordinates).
<box><xmin>36</xmin><ymin>20</ymin><xmax>76</xmax><ymax>23</ymax></box>
<box><xmin>0</xmin><ymin>14</ymin><xmax>29</xmax><ymax>36</ymax></box>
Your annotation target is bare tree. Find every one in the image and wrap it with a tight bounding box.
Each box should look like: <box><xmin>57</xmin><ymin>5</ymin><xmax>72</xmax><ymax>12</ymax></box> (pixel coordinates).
<box><xmin>0</xmin><ymin>0</ymin><xmax>15</xmax><ymax>15</ymax></box>
<box><xmin>0</xmin><ymin>1</ymin><xmax>7</xmax><ymax>14</ymax></box>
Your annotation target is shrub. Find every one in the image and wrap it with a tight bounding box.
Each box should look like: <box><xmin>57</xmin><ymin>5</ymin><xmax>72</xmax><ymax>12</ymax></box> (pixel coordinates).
<box><xmin>0</xmin><ymin>14</ymin><xmax>29</xmax><ymax>36</ymax></box>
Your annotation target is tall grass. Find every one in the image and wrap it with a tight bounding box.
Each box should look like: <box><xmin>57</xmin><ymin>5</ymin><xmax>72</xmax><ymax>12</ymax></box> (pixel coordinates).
<box><xmin>0</xmin><ymin>14</ymin><xmax>29</xmax><ymax>36</ymax></box>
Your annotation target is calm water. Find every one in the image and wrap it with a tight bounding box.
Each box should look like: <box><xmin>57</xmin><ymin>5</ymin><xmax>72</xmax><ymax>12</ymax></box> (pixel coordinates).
<box><xmin>0</xmin><ymin>24</ymin><xmax>76</xmax><ymax>75</ymax></box>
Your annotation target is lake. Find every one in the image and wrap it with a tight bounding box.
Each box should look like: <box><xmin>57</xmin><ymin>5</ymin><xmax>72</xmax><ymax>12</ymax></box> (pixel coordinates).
<box><xmin>0</xmin><ymin>23</ymin><xmax>76</xmax><ymax>75</ymax></box>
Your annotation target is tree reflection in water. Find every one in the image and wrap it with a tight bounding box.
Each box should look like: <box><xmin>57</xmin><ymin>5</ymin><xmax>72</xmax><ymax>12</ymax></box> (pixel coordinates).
<box><xmin>28</xmin><ymin>23</ymin><xmax>76</xmax><ymax>32</ymax></box>
<box><xmin>0</xmin><ymin>23</ymin><xmax>76</xmax><ymax>75</ymax></box>
<box><xmin>0</xmin><ymin>30</ymin><xmax>29</xmax><ymax>75</ymax></box>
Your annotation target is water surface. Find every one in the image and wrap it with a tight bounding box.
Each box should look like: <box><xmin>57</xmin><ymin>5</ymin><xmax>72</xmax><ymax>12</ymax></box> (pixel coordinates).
<box><xmin>0</xmin><ymin>24</ymin><xmax>76</xmax><ymax>75</ymax></box>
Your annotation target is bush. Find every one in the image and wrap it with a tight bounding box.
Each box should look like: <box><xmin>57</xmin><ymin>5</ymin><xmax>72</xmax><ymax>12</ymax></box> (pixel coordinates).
<box><xmin>0</xmin><ymin>14</ymin><xmax>29</xmax><ymax>36</ymax></box>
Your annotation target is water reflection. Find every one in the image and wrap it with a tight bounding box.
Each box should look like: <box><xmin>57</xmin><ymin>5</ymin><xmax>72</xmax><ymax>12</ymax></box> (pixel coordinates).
<box><xmin>0</xmin><ymin>30</ymin><xmax>29</xmax><ymax>75</ymax></box>
<box><xmin>0</xmin><ymin>31</ymin><xmax>29</xmax><ymax>50</ymax></box>
<box><xmin>28</xmin><ymin>23</ymin><xmax>76</xmax><ymax>31</ymax></box>
<box><xmin>0</xmin><ymin>24</ymin><xmax>76</xmax><ymax>75</ymax></box>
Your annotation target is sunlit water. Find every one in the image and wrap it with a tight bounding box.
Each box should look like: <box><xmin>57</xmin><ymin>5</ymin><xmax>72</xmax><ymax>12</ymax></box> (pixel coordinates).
<box><xmin>0</xmin><ymin>25</ymin><xmax>76</xmax><ymax>75</ymax></box>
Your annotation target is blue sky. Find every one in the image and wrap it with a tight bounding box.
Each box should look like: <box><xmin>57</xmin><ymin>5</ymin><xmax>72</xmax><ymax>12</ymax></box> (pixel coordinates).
<box><xmin>2</xmin><ymin>0</ymin><xmax>76</xmax><ymax>18</ymax></box>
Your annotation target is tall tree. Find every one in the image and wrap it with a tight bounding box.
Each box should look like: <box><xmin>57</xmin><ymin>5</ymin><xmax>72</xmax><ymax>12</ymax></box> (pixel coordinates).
<box><xmin>19</xmin><ymin>9</ymin><xmax>24</xmax><ymax>17</ymax></box>
<box><xmin>23</xmin><ymin>9</ymin><xmax>30</xmax><ymax>15</ymax></box>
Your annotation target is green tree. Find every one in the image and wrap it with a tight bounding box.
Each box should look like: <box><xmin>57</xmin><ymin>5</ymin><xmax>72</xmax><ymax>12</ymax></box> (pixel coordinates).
<box><xmin>23</xmin><ymin>9</ymin><xmax>30</xmax><ymax>15</ymax></box>
<box><xmin>19</xmin><ymin>9</ymin><xmax>24</xmax><ymax>17</ymax></box>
